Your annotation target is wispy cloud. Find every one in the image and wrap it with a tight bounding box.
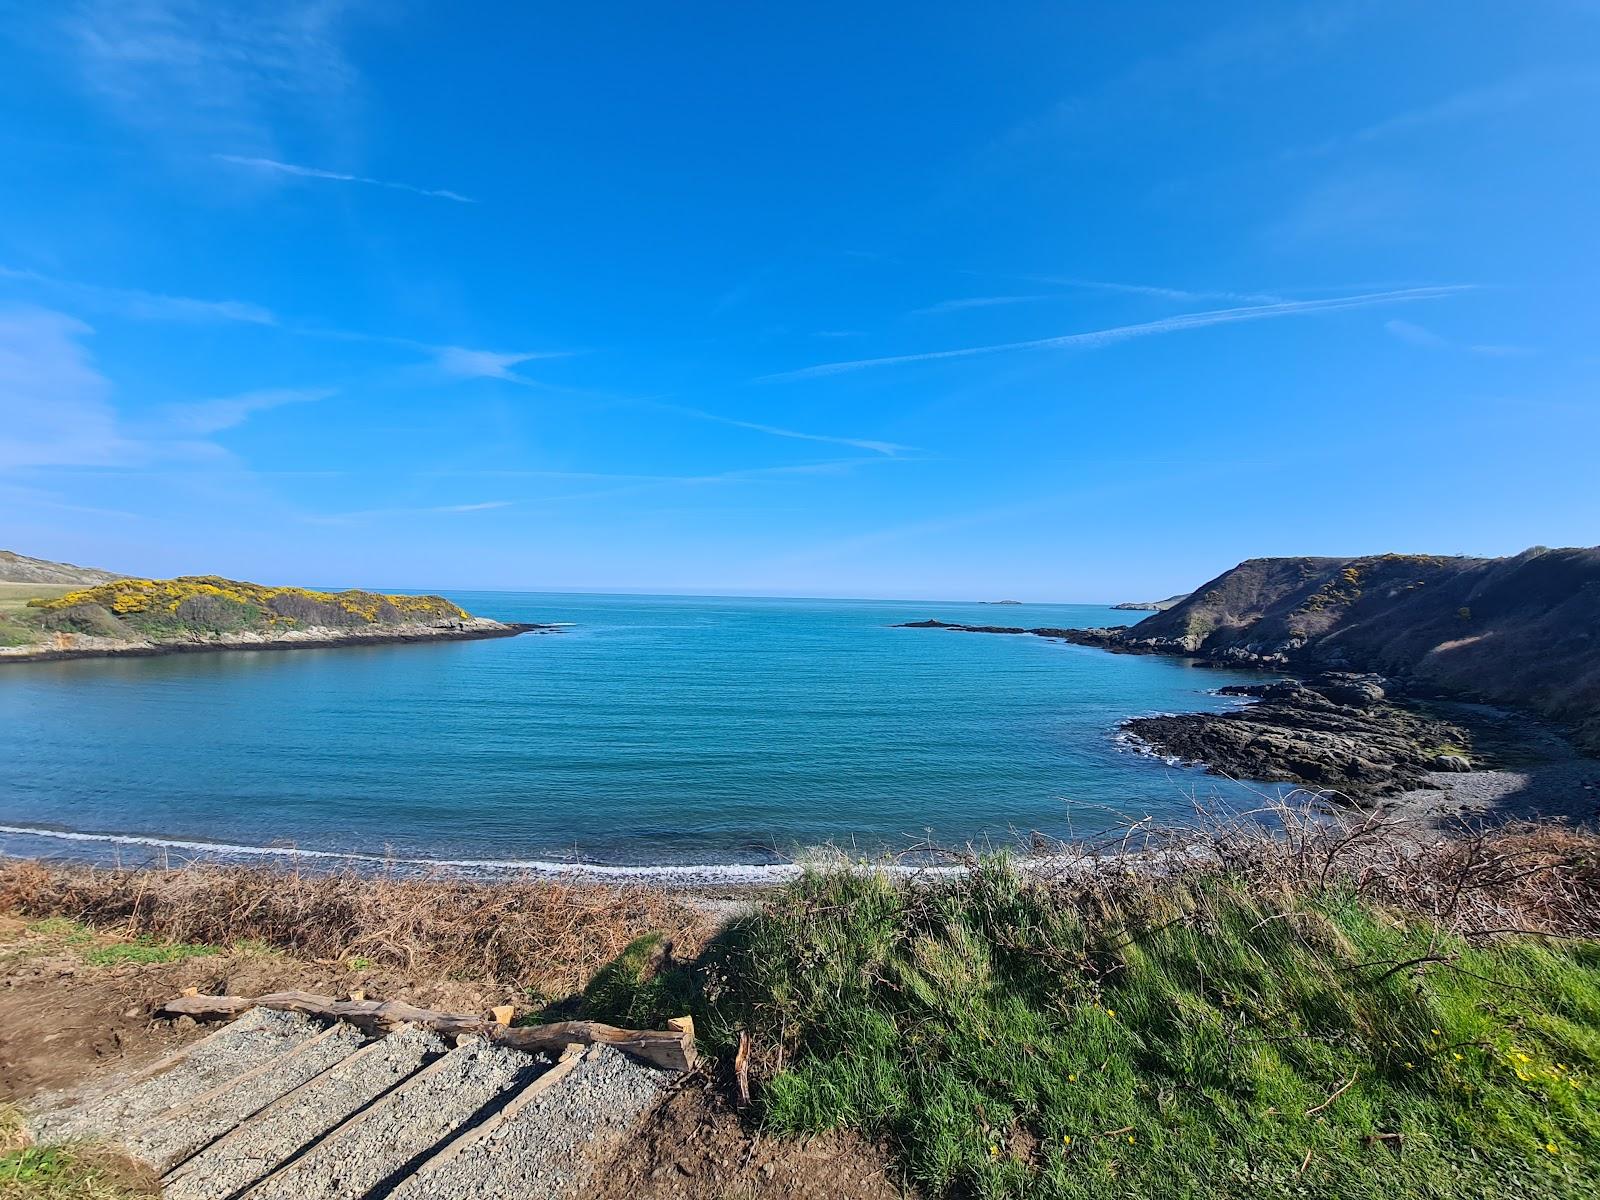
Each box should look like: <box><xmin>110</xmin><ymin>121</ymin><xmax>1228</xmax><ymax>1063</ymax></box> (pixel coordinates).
<box><xmin>1294</xmin><ymin>70</ymin><xmax>1598</xmax><ymax>158</ymax></box>
<box><xmin>1035</xmin><ymin>278</ymin><xmax>1284</xmax><ymax>304</ymax></box>
<box><xmin>304</xmin><ymin>499</ymin><xmax>512</xmax><ymax>525</ymax></box>
<box><xmin>432</xmin><ymin>346</ymin><xmax>569</xmax><ymax>380</ymax></box>
<box><xmin>63</xmin><ymin>1</ymin><xmax>357</xmax><ymax>149</ymax></box>
<box><xmin>909</xmin><ymin>295</ymin><xmax>1053</xmax><ymax>318</ymax></box>
<box><xmin>648</xmin><ymin>401</ymin><xmax>916</xmax><ymax>457</ymax></box>
<box><xmin>215</xmin><ymin>154</ymin><xmax>476</xmax><ymax>204</ymax></box>
<box><xmin>764</xmin><ymin>287</ymin><xmax>1471</xmax><ymax>382</ymax></box>
<box><xmin>0</xmin><ymin>307</ymin><xmax>130</xmax><ymax>470</ymax></box>
<box><xmin>1385</xmin><ymin>319</ymin><xmax>1532</xmax><ymax>358</ymax></box>
<box><xmin>0</xmin><ymin>306</ymin><xmax>339</xmax><ymax>476</ymax></box>
<box><xmin>413</xmin><ymin>458</ymin><xmax>895</xmax><ymax>508</ymax></box>
<box><xmin>0</xmin><ymin>266</ymin><xmax>276</xmax><ymax>325</ymax></box>
<box><xmin>0</xmin><ymin>268</ymin><xmax>578</xmax><ymax>388</ymax></box>
<box><xmin>157</xmin><ymin>387</ymin><xmax>335</xmax><ymax>435</ymax></box>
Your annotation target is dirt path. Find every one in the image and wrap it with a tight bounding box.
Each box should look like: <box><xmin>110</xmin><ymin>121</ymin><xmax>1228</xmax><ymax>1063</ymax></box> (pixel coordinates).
<box><xmin>1</xmin><ymin>914</ymin><xmax>911</xmax><ymax>1199</ymax></box>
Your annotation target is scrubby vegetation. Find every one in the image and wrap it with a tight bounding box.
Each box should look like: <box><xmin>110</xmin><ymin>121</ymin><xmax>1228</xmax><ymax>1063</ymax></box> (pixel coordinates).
<box><xmin>633</xmin><ymin>818</ymin><xmax>1598</xmax><ymax>1199</ymax></box>
<box><xmin>0</xmin><ymin>862</ymin><xmax>707</xmax><ymax>1000</ymax></box>
<box><xmin>4</xmin><ymin>817</ymin><xmax>1597</xmax><ymax>1198</ymax></box>
<box><xmin>699</xmin><ymin>864</ymin><xmax>1598</xmax><ymax>1199</ymax></box>
<box><xmin>11</xmin><ymin>576</ymin><xmax>470</xmax><ymax>645</ymax></box>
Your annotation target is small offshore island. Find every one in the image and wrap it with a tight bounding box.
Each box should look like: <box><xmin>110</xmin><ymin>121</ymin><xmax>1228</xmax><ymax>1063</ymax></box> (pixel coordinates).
<box><xmin>0</xmin><ymin>552</ymin><xmax>548</xmax><ymax>664</ymax></box>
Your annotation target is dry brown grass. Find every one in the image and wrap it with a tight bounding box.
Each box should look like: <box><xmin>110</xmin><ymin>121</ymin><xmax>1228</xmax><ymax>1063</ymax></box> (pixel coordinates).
<box><xmin>1201</xmin><ymin>801</ymin><xmax>1600</xmax><ymax>940</ymax></box>
<box><xmin>0</xmin><ymin>861</ymin><xmax>709</xmax><ymax>997</ymax></box>
<box><xmin>1010</xmin><ymin>796</ymin><xmax>1600</xmax><ymax>942</ymax></box>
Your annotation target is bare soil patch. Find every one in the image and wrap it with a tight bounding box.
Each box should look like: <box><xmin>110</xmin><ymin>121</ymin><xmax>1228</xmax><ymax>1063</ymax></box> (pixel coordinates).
<box><xmin>0</xmin><ymin>916</ymin><xmax>503</xmax><ymax>1104</ymax></box>
<box><xmin>584</xmin><ymin>1075</ymin><xmax>910</xmax><ymax>1200</ymax></box>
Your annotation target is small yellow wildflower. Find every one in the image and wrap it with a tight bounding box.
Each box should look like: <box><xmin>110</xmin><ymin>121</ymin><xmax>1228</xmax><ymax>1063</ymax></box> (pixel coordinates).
<box><xmin>1106</xmin><ymin>1008</ymin><xmax>1116</xmax><ymax>1017</ymax></box>
<box><xmin>1545</xmin><ymin>1142</ymin><xmax>1559</xmax><ymax>1155</ymax></box>
<box><xmin>1062</xmin><ymin>1135</ymin><xmax>1072</xmax><ymax>1146</ymax></box>
<box><xmin>1068</xmin><ymin>1074</ymin><xmax>1077</xmax><ymax>1082</ymax></box>
<box><xmin>1431</xmin><ymin>1028</ymin><xmax>1441</xmax><ymax>1036</ymax></box>
<box><xmin>1128</xmin><ymin>1135</ymin><xmax>1136</xmax><ymax>1144</ymax></box>
<box><xmin>989</xmin><ymin>1144</ymin><xmax>1000</xmax><ymax>1157</ymax></box>
<box><xmin>1453</xmin><ymin>1053</ymin><xmax>1463</xmax><ymax>1061</ymax></box>
<box><xmin>1405</xmin><ymin>1062</ymin><xmax>1415</xmax><ymax>1069</ymax></box>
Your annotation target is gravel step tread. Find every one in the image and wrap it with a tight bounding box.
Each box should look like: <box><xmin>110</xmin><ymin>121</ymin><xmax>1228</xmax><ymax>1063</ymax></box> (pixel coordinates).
<box><xmin>163</xmin><ymin>1025</ymin><xmax>447</xmax><ymax>1200</ymax></box>
<box><xmin>128</xmin><ymin>1020</ymin><xmax>370</xmax><ymax>1172</ymax></box>
<box><xmin>389</xmin><ymin>1044</ymin><xmax>671</xmax><ymax>1200</ymax></box>
<box><xmin>31</xmin><ymin>1010</ymin><xmax>324</xmax><ymax>1142</ymax></box>
<box><xmin>242</xmin><ymin>1038</ymin><xmax>546</xmax><ymax>1200</ymax></box>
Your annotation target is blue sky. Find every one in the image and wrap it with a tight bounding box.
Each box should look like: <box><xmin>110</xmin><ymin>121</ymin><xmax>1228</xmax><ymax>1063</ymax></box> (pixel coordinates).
<box><xmin>2</xmin><ymin>2</ymin><xmax>1597</xmax><ymax>601</ymax></box>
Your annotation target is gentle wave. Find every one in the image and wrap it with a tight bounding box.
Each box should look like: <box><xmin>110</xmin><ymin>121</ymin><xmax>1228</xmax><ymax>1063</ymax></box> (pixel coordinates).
<box><xmin>0</xmin><ymin>823</ymin><xmax>805</xmax><ymax>885</ymax></box>
<box><xmin>0</xmin><ymin>821</ymin><xmax>1226</xmax><ymax>886</ymax></box>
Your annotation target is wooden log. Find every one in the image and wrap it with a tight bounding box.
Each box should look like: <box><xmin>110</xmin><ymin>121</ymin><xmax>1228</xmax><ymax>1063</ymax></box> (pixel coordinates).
<box><xmin>156</xmin><ymin>993</ymin><xmax>697</xmax><ymax>1072</ymax></box>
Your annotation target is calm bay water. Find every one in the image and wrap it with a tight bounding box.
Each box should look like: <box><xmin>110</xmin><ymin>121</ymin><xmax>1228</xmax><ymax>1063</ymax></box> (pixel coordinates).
<box><xmin>0</xmin><ymin>593</ymin><xmax>1280</xmax><ymax>877</ymax></box>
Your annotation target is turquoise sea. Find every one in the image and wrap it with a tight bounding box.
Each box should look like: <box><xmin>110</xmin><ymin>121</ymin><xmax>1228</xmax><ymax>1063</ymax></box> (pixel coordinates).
<box><xmin>0</xmin><ymin>593</ymin><xmax>1283</xmax><ymax>880</ymax></box>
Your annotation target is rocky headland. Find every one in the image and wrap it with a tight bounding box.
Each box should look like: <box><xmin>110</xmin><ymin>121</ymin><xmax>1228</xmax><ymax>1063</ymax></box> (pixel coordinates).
<box><xmin>0</xmin><ymin>565</ymin><xmax>555</xmax><ymax>664</ymax></box>
<box><xmin>901</xmin><ymin>546</ymin><xmax>1600</xmax><ymax>818</ymax></box>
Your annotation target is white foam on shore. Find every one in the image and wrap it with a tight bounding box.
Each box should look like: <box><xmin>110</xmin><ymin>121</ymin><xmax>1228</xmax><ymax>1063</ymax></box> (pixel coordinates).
<box><xmin>0</xmin><ymin>823</ymin><xmax>806</xmax><ymax>885</ymax></box>
<box><xmin>0</xmin><ymin>821</ymin><xmax>1219</xmax><ymax>886</ymax></box>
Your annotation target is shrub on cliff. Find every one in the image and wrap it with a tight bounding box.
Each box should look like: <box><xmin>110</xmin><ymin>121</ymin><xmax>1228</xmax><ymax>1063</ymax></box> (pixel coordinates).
<box><xmin>37</xmin><ymin>602</ymin><xmax>125</xmax><ymax>638</ymax></box>
<box><xmin>26</xmin><ymin>576</ymin><xmax>469</xmax><ymax>640</ymax></box>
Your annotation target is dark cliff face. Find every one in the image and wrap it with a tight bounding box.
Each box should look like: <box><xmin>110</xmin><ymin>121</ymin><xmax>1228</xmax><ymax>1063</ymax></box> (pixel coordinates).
<box><xmin>1115</xmin><ymin>547</ymin><xmax>1600</xmax><ymax>751</ymax></box>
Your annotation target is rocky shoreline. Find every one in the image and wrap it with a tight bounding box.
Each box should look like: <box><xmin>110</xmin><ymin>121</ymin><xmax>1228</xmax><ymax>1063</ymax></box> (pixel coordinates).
<box><xmin>1125</xmin><ymin>672</ymin><xmax>1472</xmax><ymax>797</ymax></box>
<box><xmin>897</xmin><ymin>618</ymin><xmax>1600</xmax><ymax>821</ymax></box>
<box><xmin>0</xmin><ymin>616</ymin><xmax>557</xmax><ymax>665</ymax></box>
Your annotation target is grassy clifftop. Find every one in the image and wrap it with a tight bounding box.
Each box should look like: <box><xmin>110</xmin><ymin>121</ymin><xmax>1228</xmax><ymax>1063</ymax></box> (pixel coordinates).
<box><xmin>3</xmin><ymin>576</ymin><xmax>473</xmax><ymax>649</ymax></box>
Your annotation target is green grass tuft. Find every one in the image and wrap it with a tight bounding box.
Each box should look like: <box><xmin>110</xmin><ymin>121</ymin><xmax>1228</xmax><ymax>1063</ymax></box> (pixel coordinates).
<box><xmin>82</xmin><ymin>936</ymin><xmax>220</xmax><ymax>967</ymax></box>
<box><xmin>698</xmin><ymin>863</ymin><xmax>1600</xmax><ymax>1199</ymax></box>
<box><xmin>24</xmin><ymin>918</ymin><xmax>94</xmax><ymax>944</ymax></box>
<box><xmin>0</xmin><ymin>1106</ymin><xmax>155</xmax><ymax>1199</ymax></box>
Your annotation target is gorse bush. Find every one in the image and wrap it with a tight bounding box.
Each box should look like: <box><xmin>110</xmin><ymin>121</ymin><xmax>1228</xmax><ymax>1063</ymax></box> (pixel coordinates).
<box><xmin>24</xmin><ymin>577</ymin><xmax>469</xmax><ymax>638</ymax></box>
<box><xmin>699</xmin><ymin>862</ymin><xmax>1600</xmax><ymax>1199</ymax></box>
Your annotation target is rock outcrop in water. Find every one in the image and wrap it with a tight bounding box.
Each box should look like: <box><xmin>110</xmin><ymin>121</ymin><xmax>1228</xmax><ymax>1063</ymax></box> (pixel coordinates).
<box><xmin>1125</xmin><ymin>672</ymin><xmax>1472</xmax><ymax>796</ymax></box>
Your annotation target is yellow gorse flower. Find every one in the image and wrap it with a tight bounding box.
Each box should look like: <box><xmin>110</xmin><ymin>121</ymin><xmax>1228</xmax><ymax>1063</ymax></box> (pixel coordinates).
<box><xmin>32</xmin><ymin>577</ymin><xmax>468</xmax><ymax>625</ymax></box>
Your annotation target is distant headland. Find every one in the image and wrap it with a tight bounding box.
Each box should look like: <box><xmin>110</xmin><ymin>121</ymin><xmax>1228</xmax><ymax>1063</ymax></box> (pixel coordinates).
<box><xmin>0</xmin><ymin>552</ymin><xmax>552</xmax><ymax>664</ymax></box>
<box><xmin>902</xmin><ymin>546</ymin><xmax>1600</xmax><ymax>814</ymax></box>
<box><xmin>1110</xmin><ymin>593</ymin><xmax>1189</xmax><ymax>611</ymax></box>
